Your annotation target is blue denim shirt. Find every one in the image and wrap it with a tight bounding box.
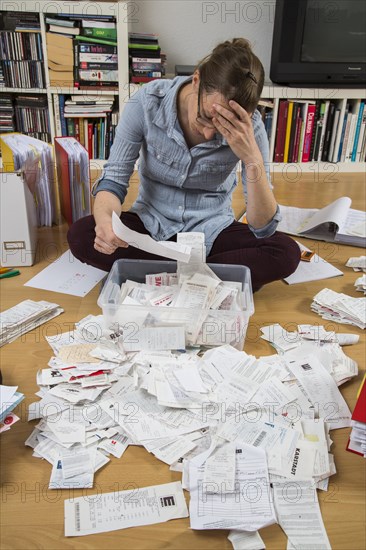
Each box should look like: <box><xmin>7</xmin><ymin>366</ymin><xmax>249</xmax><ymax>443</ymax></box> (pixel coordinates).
<box><xmin>92</xmin><ymin>76</ymin><xmax>281</xmax><ymax>255</ymax></box>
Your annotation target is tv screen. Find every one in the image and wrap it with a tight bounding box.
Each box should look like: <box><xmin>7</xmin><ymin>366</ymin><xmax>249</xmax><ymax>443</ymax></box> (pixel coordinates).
<box><xmin>270</xmin><ymin>0</ymin><xmax>366</xmax><ymax>86</ymax></box>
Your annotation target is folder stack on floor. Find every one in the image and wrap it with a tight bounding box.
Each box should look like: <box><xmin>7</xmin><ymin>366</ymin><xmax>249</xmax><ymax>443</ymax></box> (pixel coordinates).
<box><xmin>54</xmin><ymin>136</ymin><xmax>91</xmax><ymax>225</ymax></box>
<box><xmin>0</xmin><ymin>132</ymin><xmax>59</xmax><ymax>226</ymax></box>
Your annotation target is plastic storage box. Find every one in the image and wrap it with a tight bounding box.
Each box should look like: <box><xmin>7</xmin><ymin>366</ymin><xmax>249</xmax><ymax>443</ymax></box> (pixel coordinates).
<box><xmin>98</xmin><ymin>259</ymin><xmax>254</xmax><ymax>350</ymax></box>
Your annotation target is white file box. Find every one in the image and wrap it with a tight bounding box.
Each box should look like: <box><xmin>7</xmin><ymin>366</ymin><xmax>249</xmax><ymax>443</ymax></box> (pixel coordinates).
<box><xmin>0</xmin><ymin>172</ymin><xmax>38</xmax><ymax>267</ymax></box>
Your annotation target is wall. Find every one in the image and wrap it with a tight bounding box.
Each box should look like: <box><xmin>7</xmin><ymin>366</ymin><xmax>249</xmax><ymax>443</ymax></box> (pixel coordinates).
<box><xmin>129</xmin><ymin>0</ymin><xmax>276</xmax><ymax>78</ymax></box>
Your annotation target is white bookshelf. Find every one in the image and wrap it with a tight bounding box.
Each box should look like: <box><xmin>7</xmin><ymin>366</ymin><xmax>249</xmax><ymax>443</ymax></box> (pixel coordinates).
<box><xmin>0</xmin><ymin>0</ymin><xmax>129</xmax><ymax>166</ymax></box>
<box><xmin>262</xmin><ymin>84</ymin><xmax>365</xmax><ymax>173</ymax></box>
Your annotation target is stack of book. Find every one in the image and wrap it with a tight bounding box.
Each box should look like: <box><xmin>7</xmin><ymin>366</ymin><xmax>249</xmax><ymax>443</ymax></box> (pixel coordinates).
<box><xmin>346</xmin><ymin>374</ymin><xmax>366</xmax><ymax>458</ymax></box>
<box><xmin>74</xmin><ymin>40</ymin><xmax>118</xmax><ymax>89</ymax></box>
<box><xmin>45</xmin><ymin>15</ymin><xmax>80</xmax><ymax>37</ymax></box>
<box><xmin>0</xmin><ymin>94</ymin><xmax>15</xmax><ymax>134</ymax></box>
<box><xmin>14</xmin><ymin>95</ymin><xmax>51</xmax><ymax>142</ymax></box>
<box><xmin>128</xmin><ymin>33</ymin><xmax>164</xmax><ymax>84</ymax></box>
<box><xmin>273</xmin><ymin>98</ymin><xmax>366</xmax><ymax>164</ymax></box>
<box><xmin>46</xmin><ymin>31</ymin><xmax>74</xmax><ymax>87</ymax></box>
<box><xmin>45</xmin><ymin>14</ymin><xmax>118</xmax><ymax>89</ymax></box>
<box><xmin>54</xmin><ymin>94</ymin><xmax>119</xmax><ymax>160</ymax></box>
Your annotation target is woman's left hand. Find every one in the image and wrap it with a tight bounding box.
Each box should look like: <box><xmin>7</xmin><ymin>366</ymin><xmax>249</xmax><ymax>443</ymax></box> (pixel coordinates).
<box><xmin>212</xmin><ymin>100</ymin><xmax>262</xmax><ymax>165</ymax></box>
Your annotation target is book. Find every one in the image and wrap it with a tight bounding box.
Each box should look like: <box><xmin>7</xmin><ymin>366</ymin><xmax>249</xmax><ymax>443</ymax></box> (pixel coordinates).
<box><xmin>45</xmin><ymin>17</ymin><xmax>76</xmax><ymax>28</ymax></box>
<box><xmin>81</xmin><ymin>28</ymin><xmax>117</xmax><ymax>40</ymax></box>
<box><xmin>301</xmin><ymin>103</ymin><xmax>316</xmax><ymax>162</ymax></box>
<box><xmin>54</xmin><ymin>136</ymin><xmax>90</xmax><ymax>225</ymax></box>
<box><xmin>277</xmin><ymin>196</ymin><xmax>366</xmax><ymax>248</ymax></box>
<box><xmin>336</xmin><ymin>106</ymin><xmax>349</xmax><ymax>162</ymax></box>
<box><xmin>81</xmin><ymin>20</ymin><xmax>116</xmax><ymax>29</ymax></box>
<box><xmin>321</xmin><ymin>101</ymin><xmax>336</xmax><ymax>161</ymax></box>
<box><xmin>79</xmin><ymin>62</ymin><xmax>118</xmax><ymax>71</ymax></box>
<box><xmin>355</xmin><ymin>108</ymin><xmax>366</xmax><ymax>161</ymax></box>
<box><xmin>75</xmin><ymin>35</ymin><xmax>117</xmax><ymax>47</ymax></box>
<box><xmin>351</xmin><ymin>101</ymin><xmax>365</xmax><ymax>161</ymax></box>
<box><xmin>288</xmin><ymin>103</ymin><xmax>300</xmax><ymax>163</ymax></box>
<box><xmin>283</xmin><ymin>101</ymin><xmax>294</xmax><ymax>163</ymax></box>
<box><xmin>48</xmin><ymin>25</ymin><xmax>80</xmax><ymax>36</ymax></box>
<box><xmin>131</xmin><ymin>75</ymin><xmax>160</xmax><ymax>83</ymax></box>
<box><xmin>346</xmin><ymin>374</ymin><xmax>366</xmax><ymax>457</ymax></box>
<box><xmin>317</xmin><ymin>100</ymin><xmax>330</xmax><ymax>161</ymax></box>
<box><xmin>274</xmin><ymin>100</ymin><xmax>289</xmax><ymax>163</ymax></box>
<box><xmin>78</xmin><ymin>43</ymin><xmax>117</xmax><ymax>54</ymax></box>
<box><xmin>79</xmin><ymin>69</ymin><xmax>118</xmax><ymax>82</ymax></box>
<box><xmin>309</xmin><ymin>100</ymin><xmax>322</xmax><ymax>161</ymax></box>
<box><xmin>327</xmin><ymin>108</ymin><xmax>341</xmax><ymax>162</ymax></box>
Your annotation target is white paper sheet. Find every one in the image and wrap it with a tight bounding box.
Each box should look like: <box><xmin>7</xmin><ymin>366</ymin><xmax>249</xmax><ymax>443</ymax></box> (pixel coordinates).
<box><xmin>284</xmin><ymin>242</ymin><xmax>343</xmax><ymax>284</ymax></box>
<box><xmin>64</xmin><ymin>481</ymin><xmax>188</xmax><ymax>536</ymax></box>
<box><xmin>273</xmin><ymin>481</ymin><xmax>331</xmax><ymax>549</ymax></box>
<box><xmin>24</xmin><ymin>250</ymin><xmax>107</xmax><ymax>297</ymax></box>
<box><xmin>189</xmin><ymin>443</ymin><xmax>276</xmax><ymax>531</ymax></box>
<box><xmin>112</xmin><ymin>212</ymin><xmax>191</xmax><ymax>262</ymax></box>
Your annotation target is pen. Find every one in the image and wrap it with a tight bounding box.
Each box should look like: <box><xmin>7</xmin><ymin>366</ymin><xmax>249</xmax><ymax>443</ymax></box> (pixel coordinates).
<box><xmin>0</xmin><ymin>270</ymin><xmax>21</xmax><ymax>279</ymax></box>
<box><xmin>0</xmin><ymin>267</ymin><xmax>12</xmax><ymax>274</ymax></box>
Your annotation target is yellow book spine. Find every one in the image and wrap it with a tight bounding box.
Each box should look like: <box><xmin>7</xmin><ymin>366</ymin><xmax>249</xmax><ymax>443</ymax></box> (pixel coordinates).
<box><xmin>283</xmin><ymin>102</ymin><xmax>294</xmax><ymax>163</ymax></box>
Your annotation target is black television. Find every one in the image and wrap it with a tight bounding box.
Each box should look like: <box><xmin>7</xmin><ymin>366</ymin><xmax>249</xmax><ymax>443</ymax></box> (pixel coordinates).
<box><xmin>270</xmin><ymin>0</ymin><xmax>366</xmax><ymax>87</ymax></box>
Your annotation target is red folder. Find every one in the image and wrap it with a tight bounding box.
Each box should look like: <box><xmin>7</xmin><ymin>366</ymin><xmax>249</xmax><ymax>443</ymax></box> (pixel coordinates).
<box><xmin>54</xmin><ymin>136</ymin><xmax>90</xmax><ymax>225</ymax></box>
<box><xmin>346</xmin><ymin>374</ymin><xmax>366</xmax><ymax>457</ymax></box>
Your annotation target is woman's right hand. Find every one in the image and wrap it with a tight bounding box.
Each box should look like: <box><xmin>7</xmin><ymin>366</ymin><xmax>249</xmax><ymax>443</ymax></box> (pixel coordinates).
<box><xmin>93</xmin><ymin>191</ymin><xmax>128</xmax><ymax>255</ymax></box>
<box><xmin>94</xmin><ymin>220</ymin><xmax>128</xmax><ymax>255</ymax></box>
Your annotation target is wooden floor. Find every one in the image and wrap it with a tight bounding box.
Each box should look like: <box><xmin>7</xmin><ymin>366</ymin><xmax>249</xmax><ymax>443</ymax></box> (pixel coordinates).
<box><xmin>0</xmin><ymin>171</ymin><xmax>365</xmax><ymax>550</ymax></box>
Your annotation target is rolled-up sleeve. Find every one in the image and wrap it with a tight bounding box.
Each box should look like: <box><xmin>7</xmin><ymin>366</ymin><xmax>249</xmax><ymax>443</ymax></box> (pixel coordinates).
<box><xmin>91</xmin><ymin>93</ymin><xmax>145</xmax><ymax>203</ymax></box>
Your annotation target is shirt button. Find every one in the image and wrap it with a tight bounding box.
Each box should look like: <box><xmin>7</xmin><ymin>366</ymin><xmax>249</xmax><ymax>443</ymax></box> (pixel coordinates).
<box><xmin>157</xmin><ymin>154</ymin><xmax>161</xmax><ymax>159</ymax></box>
<box><xmin>178</xmin><ymin>206</ymin><xmax>183</xmax><ymax>210</ymax></box>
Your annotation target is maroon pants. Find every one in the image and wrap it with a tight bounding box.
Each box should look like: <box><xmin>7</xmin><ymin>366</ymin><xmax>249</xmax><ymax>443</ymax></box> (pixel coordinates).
<box><xmin>67</xmin><ymin>212</ymin><xmax>301</xmax><ymax>292</ymax></box>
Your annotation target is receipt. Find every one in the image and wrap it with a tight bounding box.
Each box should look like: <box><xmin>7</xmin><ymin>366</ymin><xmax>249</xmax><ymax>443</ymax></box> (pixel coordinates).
<box><xmin>64</xmin><ymin>481</ymin><xmax>188</xmax><ymax>536</ymax></box>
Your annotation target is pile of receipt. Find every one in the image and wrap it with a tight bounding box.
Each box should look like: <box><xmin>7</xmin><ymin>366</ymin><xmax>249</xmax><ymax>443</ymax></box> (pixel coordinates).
<box><xmin>0</xmin><ymin>299</ymin><xmax>64</xmax><ymax>347</ymax></box>
<box><xmin>27</xmin><ymin>300</ymin><xmax>359</xmax><ymax>545</ymax></box>
<box><xmin>311</xmin><ymin>288</ymin><xmax>366</xmax><ymax>329</ymax></box>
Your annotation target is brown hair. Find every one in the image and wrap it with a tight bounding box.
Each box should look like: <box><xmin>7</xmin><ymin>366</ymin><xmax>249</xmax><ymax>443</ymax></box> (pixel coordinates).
<box><xmin>196</xmin><ymin>38</ymin><xmax>264</xmax><ymax>113</ymax></box>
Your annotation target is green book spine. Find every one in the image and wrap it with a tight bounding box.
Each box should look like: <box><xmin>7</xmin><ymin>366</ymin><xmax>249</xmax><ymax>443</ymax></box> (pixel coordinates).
<box><xmin>75</xmin><ymin>35</ymin><xmax>117</xmax><ymax>47</ymax></box>
<box><xmin>128</xmin><ymin>43</ymin><xmax>160</xmax><ymax>50</ymax></box>
<box><xmin>82</xmin><ymin>28</ymin><xmax>117</xmax><ymax>40</ymax></box>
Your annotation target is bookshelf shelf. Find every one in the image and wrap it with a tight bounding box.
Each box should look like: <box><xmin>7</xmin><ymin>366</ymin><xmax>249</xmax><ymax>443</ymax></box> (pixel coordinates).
<box><xmin>0</xmin><ymin>0</ymin><xmax>129</xmax><ymax>158</ymax></box>
<box><xmin>261</xmin><ymin>85</ymin><xmax>366</xmax><ymax>171</ymax></box>
<box><xmin>0</xmin><ymin>87</ymin><xmax>47</xmax><ymax>94</ymax></box>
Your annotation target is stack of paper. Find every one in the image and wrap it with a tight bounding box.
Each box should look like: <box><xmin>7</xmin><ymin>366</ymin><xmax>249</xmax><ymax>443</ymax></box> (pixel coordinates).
<box><xmin>0</xmin><ymin>133</ymin><xmax>57</xmax><ymax>226</ymax></box>
<box><xmin>260</xmin><ymin>323</ymin><xmax>359</xmax><ymax>385</ymax></box>
<box><xmin>25</xmin><ymin>306</ymin><xmax>356</xmax><ymax>545</ymax></box>
<box><xmin>311</xmin><ymin>288</ymin><xmax>366</xmax><ymax>329</ymax></box>
<box><xmin>346</xmin><ymin>374</ymin><xmax>366</xmax><ymax>458</ymax></box>
<box><xmin>355</xmin><ymin>274</ymin><xmax>366</xmax><ymax>294</ymax></box>
<box><xmin>346</xmin><ymin>256</ymin><xmax>366</xmax><ymax>272</ymax></box>
<box><xmin>0</xmin><ymin>385</ymin><xmax>24</xmax><ymax>433</ymax></box>
<box><xmin>0</xmin><ymin>300</ymin><xmax>64</xmax><ymax>347</ymax></box>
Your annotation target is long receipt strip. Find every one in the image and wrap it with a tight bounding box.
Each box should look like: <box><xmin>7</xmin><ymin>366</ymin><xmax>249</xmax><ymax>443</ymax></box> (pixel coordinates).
<box><xmin>64</xmin><ymin>481</ymin><xmax>188</xmax><ymax>536</ymax></box>
<box><xmin>112</xmin><ymin>211</ymin><xmax>191</xmax><ymax>263</ymax></box>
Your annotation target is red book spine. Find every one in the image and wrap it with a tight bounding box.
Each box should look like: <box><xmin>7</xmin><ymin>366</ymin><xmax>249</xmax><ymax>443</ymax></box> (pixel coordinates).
<box><xmin>274</xmin><ymin>100</ymin><xmax>289</xmax><ymax>163</ymax></box>
<box><xmin>87</xmin><ymin>122</ymin><xmax>93</xmax><ymax>159</ymax></box>
<box><xmin>131</xmin><ymin>75</ymin><xmax>159</xmax><ymax>83</ymax></box>
<box><xmin>302</xmin><ymin>104</ymin><xmax>316</xmax><ymax>162</ymax></box>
